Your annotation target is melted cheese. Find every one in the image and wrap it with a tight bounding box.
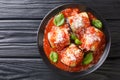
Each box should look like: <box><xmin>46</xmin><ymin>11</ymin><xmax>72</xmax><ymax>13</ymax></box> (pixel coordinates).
<box><xmin>84</xmin><ymin>28</ymin><xmax>101</xmax><ymax>44</ymax></box>
<box><xmin>66</xmin><ymin>52</ymin><xmax>76</xmax><ymax>61</ymax></box>
<box><xmin>48</xmin><ymin>33</ymin><xmax>51</xmax><ymax>42</ymax></box>
<box><xmin>65</xmin><ymin>44</ymin><xmax>81</xmax><ymax>61</ymax></box>
<box><xmin>74</xmin><ymin>49</ymin><xmax>81</xmax><ymax>57</ymax></box>
<box><xmin>73</xmin><ymin>15</ymin><xmax>83</xmax><ymax>29</ymax></box>
<box><xmin>80</xmin><ymin>12</ymin><xmax>89</xmax><ymax>18</ymax></box>
<box><xmin>69</xmin><ymin>12</ymin><xmax>89</xmax><ymax>31</ymax></box>
<box><xmin>48</xmin><ymin>27</ymin><xmax>64</xmax><ymax>44</ymax></box>
<box><xmin>54</xmin><ymin>29</ymin><xmax>63</xmax><ymax>43</ymax></box>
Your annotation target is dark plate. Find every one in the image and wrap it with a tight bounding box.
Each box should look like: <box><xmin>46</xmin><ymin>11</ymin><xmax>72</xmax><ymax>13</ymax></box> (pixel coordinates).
<box><xmin>37</xmin><ymin>4</ymin><xmax>111</xmax><ymax>78</ymax></box>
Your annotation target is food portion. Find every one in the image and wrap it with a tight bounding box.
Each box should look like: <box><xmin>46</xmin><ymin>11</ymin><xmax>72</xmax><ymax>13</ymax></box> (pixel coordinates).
<box><xmin>48</xmin><ymin>25</ymin><xmax>70</xmax><ymax>50</ymax></box>
<box><xmin>61</xmin><ymin>44</ymin><xmax>83</xmax><ymax>67</ymax></box>
<box><xmin>80</xmin><ymin>27</ymin><xmax>105</xmax><ymax>51</ymax></box>
<box><xmin>43</xmin><ymin>8</ymin><xmax>106</xmax><ymax>72</ymax></box>
<box><xmin>68</xmin><ymin>12</ymin><xmax>90</xmax><ymax>32</ymax></box>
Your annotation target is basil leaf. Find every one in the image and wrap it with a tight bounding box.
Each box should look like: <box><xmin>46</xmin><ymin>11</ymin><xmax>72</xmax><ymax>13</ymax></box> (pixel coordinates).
<box><xmin>82</xmin><ymin>52</ymin><xmax>93</xmax><ymax>65</ymax></box>
<box><xmin>92</xmin><ymin>19</ymin><xmax>102</xmax><ymax>29</ymax></box>
<box><xmin>70</xmin><ymin>33</ymin><xmax>77</xmax><ymax>40</ymax></box>
<box><xmin>53</xmin><ymin>13</ymin><xmax>65</xmax><ymax>27</ymax></box>
<box><xmin>75</xmin><ymin>38</ymin><xmax>82</xmax><ymax>45</ymax></box>
<box><xmin>49</xmin><ymin>51</ymin><xmax>58</xmax><ymax>63</ymax></box>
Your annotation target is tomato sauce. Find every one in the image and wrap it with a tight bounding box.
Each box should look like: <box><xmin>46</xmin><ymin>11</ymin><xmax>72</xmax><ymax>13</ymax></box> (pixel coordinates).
<box><xmin>43</xmin><ymin>8</ymin><xmax>106</xmax><ymax>72</ymax></box>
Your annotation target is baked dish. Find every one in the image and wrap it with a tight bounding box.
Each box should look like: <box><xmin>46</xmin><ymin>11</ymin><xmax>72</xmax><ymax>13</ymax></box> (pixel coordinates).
<box><xmin>43</xmin><ymin>8</ymin><xmax>106</xmax><ymax>72</ymax></box>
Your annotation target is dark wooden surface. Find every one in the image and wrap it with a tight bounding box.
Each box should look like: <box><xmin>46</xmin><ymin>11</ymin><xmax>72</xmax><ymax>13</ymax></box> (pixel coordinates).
<box><xmin>0</xmin><ymin>0</ymin><xmax>120</xmax><ymax>80</ymax></box>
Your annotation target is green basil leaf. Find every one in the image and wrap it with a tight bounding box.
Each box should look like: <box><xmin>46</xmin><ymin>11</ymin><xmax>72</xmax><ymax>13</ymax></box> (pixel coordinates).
<box><xmin>53</xmin><ymin>13</ymin><xmax>65</xmax><ymax>27</ymax></box>
<box><xmin>82</xmin><ymin>52</ymin><xmax>93</xmax><ymax>65</ymax></box>
<box><xmin>75</xmin><ymin>38</ymin><xmax>82</xmax><ymax>45</ymax></box>
<box><xmin>70</xmin><ymin>33</ymin><xmax>77</xmax><ymax>40</ymax></box>
<box><xmin>49</xmin><ymin>51</ymin><xmax>58</xmax><ymax>63</ymax></box>
<box><xmin>92</xmin><ymin>19</ymin><xmax>102</xmax><ymax>29</ymax></box>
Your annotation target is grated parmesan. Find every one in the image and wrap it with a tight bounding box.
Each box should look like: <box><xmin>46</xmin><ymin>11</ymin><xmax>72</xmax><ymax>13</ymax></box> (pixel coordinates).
<box><xmin>66</xmin><ymin>51</ymin><xmax>76</xmax><ymax>61</ymax></box>
<box><xmin>54</xmin><ymin>28</ymin><xmax>64</xmax><ymax>43</ymax></box>
<box><xmin>84</xmin><ymin>29</ymin><xmax>101</xmax><ymax>44</ymax></box>
<box><xmin>73</xmin><ymin>14</ymin><xmax>84</xmax><ymax>29</ymax></box>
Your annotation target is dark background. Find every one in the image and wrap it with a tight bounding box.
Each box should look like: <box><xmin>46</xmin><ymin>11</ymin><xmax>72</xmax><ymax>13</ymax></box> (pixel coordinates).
<box><xmin>0</xmin><ymin>0</ymin><xmax>119</xmax><ymax>80</ymax></box>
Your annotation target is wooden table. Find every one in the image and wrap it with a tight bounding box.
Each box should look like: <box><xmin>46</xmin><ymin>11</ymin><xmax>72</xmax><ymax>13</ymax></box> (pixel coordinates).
<box><xmin>0</xmin><ymin>0</ymin><xmax>119</xmax><ymax>80</ymax></box>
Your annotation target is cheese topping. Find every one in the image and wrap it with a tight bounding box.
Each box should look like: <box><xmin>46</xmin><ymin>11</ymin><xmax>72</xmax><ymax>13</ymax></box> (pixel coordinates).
<box><xmin>66</xmin><ymin>51</ymin><xmax>76</xmax><ymax>61</ymax></box>
<box><xmin>84</xmin><ymin>28</ymin><xmax>101</xmax><ymax>44</ymax></box>
<box><xmin>74</xmin><ymin>49</ymin><xmax>81</xmax><ymax>57</ymax></box>
<box><xmin>65</xmin><ymin>44</ymin><xmax>81</xmax><ymax>61</ymax></box>
<box><xmin>85</xmin><ymin>33</ymin><xmax>100</xmax><ymax>44</ymax></box>
<box><xmin>54</xmin><ymin>29</ymin><xmax>64</xmax><ymax>43</ymax></box>
<box><xmin>73</xmin><ymin>15</ymin><xmax>84</xmax><ymax>29</ymax></box>
<box><xmin>48</xmin><ymin>32</ymin><xmax>51</xmax><ymax>40</ymax></box>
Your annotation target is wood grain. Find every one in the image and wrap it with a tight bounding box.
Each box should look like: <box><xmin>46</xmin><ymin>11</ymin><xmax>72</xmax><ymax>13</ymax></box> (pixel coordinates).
<box><xmin>0</xmin><ymin>58</ymin><xmax>119</xmax><ymax>80</ymax></box>
<box><xmin>0</xmin><ymin>0</ymin><xmax>119</xmax><ymax>80</ymax></box>
<box><xmin>0</xmin><ymin>0</ymin><xmax>119</xmax><ymax>19</ymax></box>
<box><xmin>0</xmin><ymin>20</ymin><xmax>40</xmax><ymax>58</ymax></box>
<box><xmin>0</xmin><ymin>20</ymin><xmax>119</xmax><ymax>58</ymax></box>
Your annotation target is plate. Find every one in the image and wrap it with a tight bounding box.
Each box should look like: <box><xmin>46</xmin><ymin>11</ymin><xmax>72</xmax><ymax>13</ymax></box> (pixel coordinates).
<box><xmin>37</xmin><ymin>4</ymin><xmax>111</xmax><ymax>78</ymax></box>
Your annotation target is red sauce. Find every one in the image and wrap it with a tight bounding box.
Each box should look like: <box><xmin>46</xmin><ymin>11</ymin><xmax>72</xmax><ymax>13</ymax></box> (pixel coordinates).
<box><xmin>43</xmin><ymin>8</ymin><xmax>106</xmax><ymax>72</ymax></box>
